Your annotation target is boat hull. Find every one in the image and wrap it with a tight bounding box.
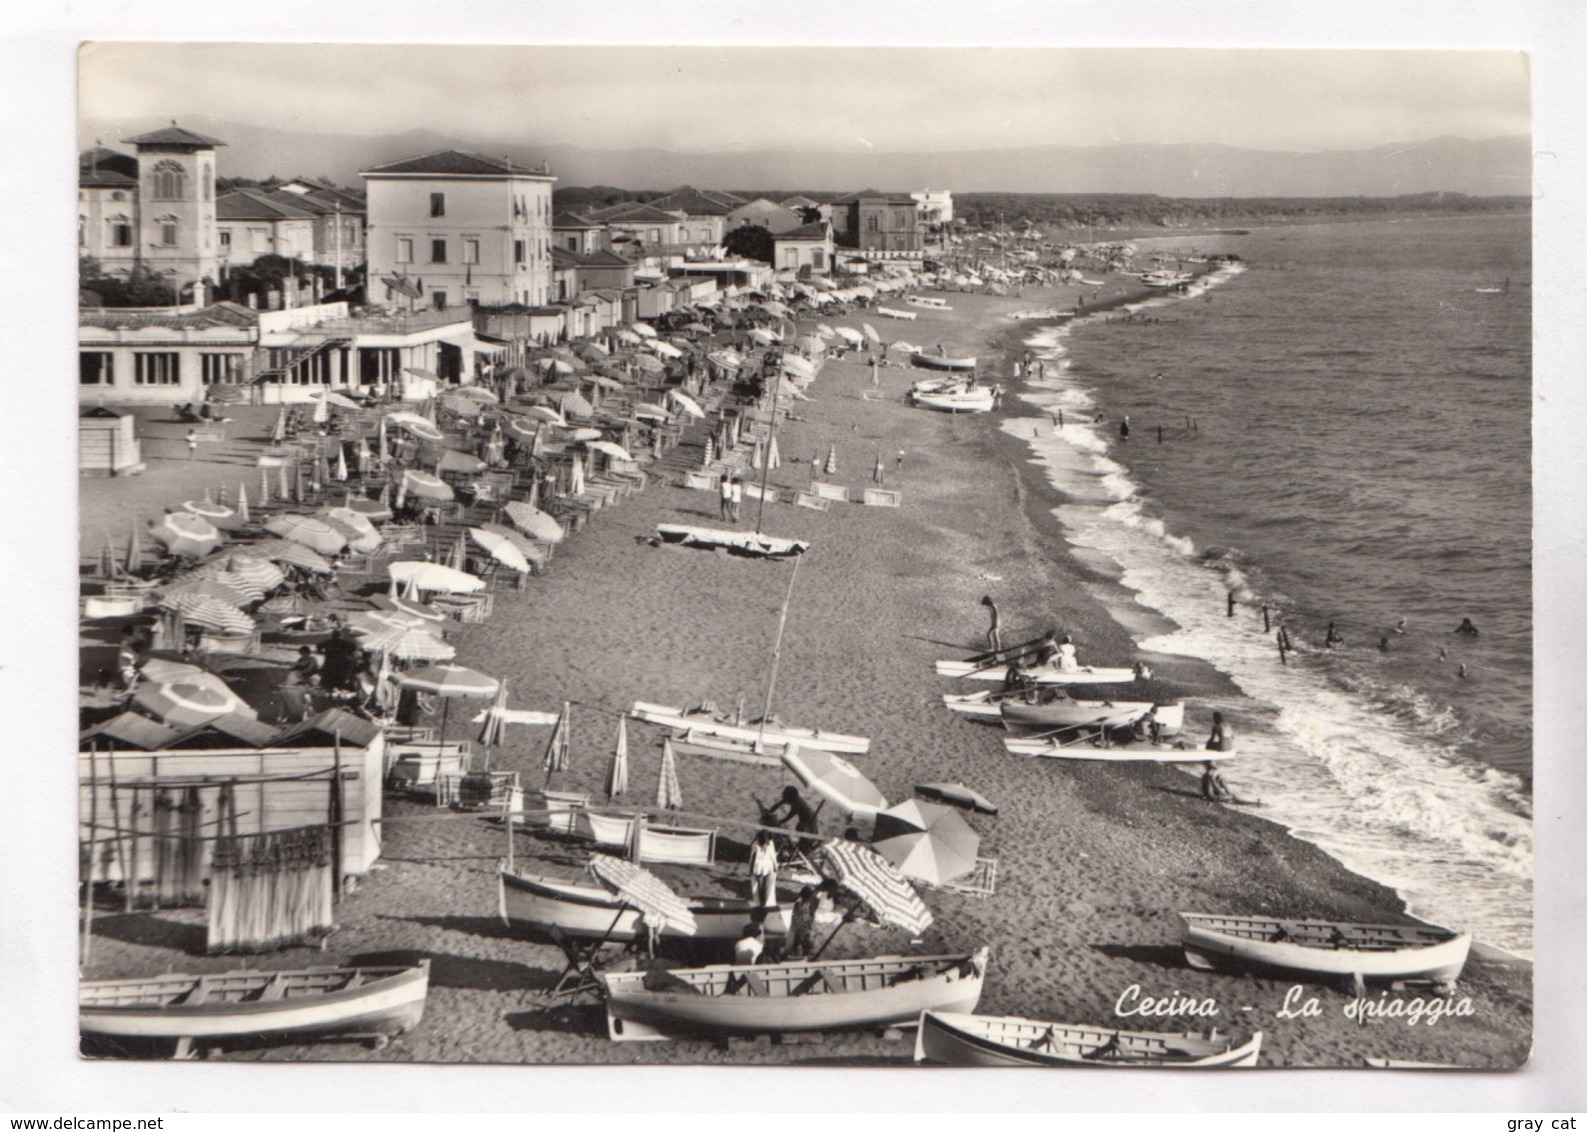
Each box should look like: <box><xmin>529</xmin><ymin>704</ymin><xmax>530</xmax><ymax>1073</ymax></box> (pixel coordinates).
<box><xmin>944</xmin><ymin>694</ymin><xmax>1184</xmax><ymax>736</ymax></box>
<box><xmin>630</xmin><ymin>701</ymin><xmax>869</xmax><ymax>755</ymax></box>
<box><xmin>603</xmin><ymin>949</ymin><xmax>988</xmax><ymax>1042</ymax></box>
<box><xmin>1004</xmin><ymin>738</ymin><xmax>1230</xmax><ymax>762</ymax></box>
<box><xmin>1180</xmin><ymin>913</ymin><xmax>1472</xmax><ymax>986</ymax></box>
<box><xmin>79</xmin><ymin>963</ymin><xmax>429</xmax><ymax>1042</ymax></box>
<box><xmin>498</xmin><ymin>868</ymin><xmax>787</xmax><ymax>944</ymax></box>
<box><xmin>999</xmin><ymin>700</ymin><xmax>1165</xmax><ymax>733</ymax></box>
<box><xmin>912</xmin><ymin>355</ymin><xmax>978</xmax><ymax>372</ymax></box>
<box><xmin>936</xmin><ymin>660</ymin><xmax>1142</xmax><ymax>685</ymax></box>
<box><xmin>912</xmin><ymin>391</ymin><xmax>995</xmax><ymax>414</ymax></box>
<box><xmin>915</xmin><ymin>1011</ymin><xmax>1262</xmax><ymax>1067</ymax></box>
<box><xmin>655</xmin><ymin>523</ymin><xmax>809</xmax><ymax>559</ymax></box>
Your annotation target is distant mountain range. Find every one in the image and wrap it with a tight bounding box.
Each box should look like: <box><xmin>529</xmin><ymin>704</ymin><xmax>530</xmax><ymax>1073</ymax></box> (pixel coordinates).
<box><xmin>78</xmin><ymin>115</ymin><xmax>1531</xmax><ymax>198</ymax></box>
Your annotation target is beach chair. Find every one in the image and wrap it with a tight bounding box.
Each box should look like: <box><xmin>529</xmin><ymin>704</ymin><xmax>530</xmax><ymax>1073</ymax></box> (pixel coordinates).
<box><xmin>544</xmin><ymin>926</ymin><xmax>612</xmax><ymax>1004</ymax></box>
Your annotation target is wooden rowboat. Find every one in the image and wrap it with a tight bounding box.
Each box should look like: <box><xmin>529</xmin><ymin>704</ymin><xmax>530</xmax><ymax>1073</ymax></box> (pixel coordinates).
<box><xmin>942</xmin><ymin>692</ymin><xmax>1184</xmax><ymax>736</ymax></box>
<box><xmin>912</xmin><ymin>387</ymin><xmax>996</xmax><ymax>414</ymax></box>
<box><xmin>915</xmin><ymin>1011</ymin><xmax>1263</xmax><ymax>1067</ymax></box>
<box><xmin>912</xmin><ymin>354</ymin><xmax>978</xmax><ymax>372</ymax></box>
<box><xmin>601</xmin><ymin>948</ymin><xmax>989</xmax><ymax>1041</ymax></box>
<box><xmin>1003</xmin><ymin>736</ymin><xmax>1230</xmax><ymax>762</ymax></box>
<box><xmin>79</xmin><ymin>963</ymin><xmax>429</xmax><ymax>1049</ymax></box>
<box><xmin>655</xmin><ymin>523</ymin><xmax>809</xmax><ymax>559</ymax></box>
<box><xmin>875</xmin><ymin>306</ymin><xmax>918</xmax><ymax>320</ymax></box>
<box><xmin>1180</xmin><ymin>913</ymin><xmax>1472</xmax><ymax>988</ymax></box>
<box><xmin>630</xmin><ymin>701</ymin><xmax>870</xmax><ymax>755</ymax></box>
<box><xmin>498</xmin><ymin>867</ymin><xmax>788</xmax><ymax>944</ymax></box>
<box><xmin>936</xmin><ymin>659</ymin><xmax>1142</xmax><ymax>685</ymax></box>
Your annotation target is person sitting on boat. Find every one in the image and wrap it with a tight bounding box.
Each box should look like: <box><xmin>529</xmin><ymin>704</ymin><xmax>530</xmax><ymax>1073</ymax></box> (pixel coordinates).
<box><xmin>1133</xmin><ymin>705</ymin><xmax>1162</xmax><ymax>745</ymax></box>
<box><xmin>762</xmin><ymin>785</ymin><xmax>822</xmax><ymax>850</ymax></box>
<box><xmin>1055</xmin><ymin>635</ymin><xmax>1079</xmax><ymax>673</ymax></box>
<box><xmin>1033</xmin><ymin>630</ymin><xmax>1060</xmax><ymax>667</ymax></box>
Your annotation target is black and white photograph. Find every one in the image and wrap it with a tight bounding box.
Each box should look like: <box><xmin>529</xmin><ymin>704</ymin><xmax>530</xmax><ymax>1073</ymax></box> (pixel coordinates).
<box><xmin>7</xmin><ymin>2</ymin><xmax>1585</xmax><ymax>1115</ymax></box>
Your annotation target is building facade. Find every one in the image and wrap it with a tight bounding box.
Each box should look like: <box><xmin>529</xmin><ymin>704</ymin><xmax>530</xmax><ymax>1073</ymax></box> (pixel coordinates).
<box><xmin>363</xmin><ymin>150</ymin><xmax>556</xmax><ymax>310</ymax></box>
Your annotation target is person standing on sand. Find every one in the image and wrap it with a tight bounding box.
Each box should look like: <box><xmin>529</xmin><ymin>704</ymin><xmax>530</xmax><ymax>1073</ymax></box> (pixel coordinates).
<box><xmin>186</xmin><ymin>428</ymin><xmax>199</xmax><ymax>461</ymax></box>
<box><xmin>728</xmin><ymin>475</ymin><xmax>743</xmax><ymax>522</ymax></box>
<box><xmin>749</xmin><ymin>830</ymin><xmax>780</xmax><ymax>909</ymax></box>
<box><xmin>981</xmin><ymin>595</ymin><xmax>1002</xmax><ymax>653</ymax></box>
<box><xmin>1205</xmin><ymin>711</ymin><xmax>1235</xmax><ymax>753</ymax></box>
<box><xmin>784</xmin><ymin>886</ymin><xmax>819</xmax><ymax>960</ymax></box>
<box><xmin>719</xmin><ymin>472</ymin><xmax>732</xmax><ymax>521</ymax></box>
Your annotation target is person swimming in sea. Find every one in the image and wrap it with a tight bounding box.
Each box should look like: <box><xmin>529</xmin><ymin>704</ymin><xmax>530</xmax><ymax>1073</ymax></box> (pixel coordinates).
<box><xmin>1455</xmin><ymin>618</ymin><xmax>1480</xmax><ymax>637</ymax></box>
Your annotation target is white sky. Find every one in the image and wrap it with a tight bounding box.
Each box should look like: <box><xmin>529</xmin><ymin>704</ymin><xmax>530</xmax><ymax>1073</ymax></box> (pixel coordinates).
<box><xmin>78</xmin><ymin>43</ymin><xmax>1531</xmax><ymax>154</ymax></box>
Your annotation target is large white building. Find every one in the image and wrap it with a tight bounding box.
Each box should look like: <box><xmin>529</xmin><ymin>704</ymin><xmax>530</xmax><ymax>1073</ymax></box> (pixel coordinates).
<box><xmin>362</xmin><ymin>150</ymin><xmax>556</xmax><ymax>310</ymax></box>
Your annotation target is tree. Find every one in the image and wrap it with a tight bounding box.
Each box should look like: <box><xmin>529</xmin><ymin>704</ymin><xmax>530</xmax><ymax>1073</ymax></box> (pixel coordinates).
<box><xmin>724</xmin><ymin>224</ymin><xmax>775</xmax><ymax>265</ymax></box>
<box><xmin>79</xmin><ymin>258</ymin><xmax>178</xmax><ymax>307</ymax></box>
<box><xmin>797</xmin><ymin>206</ymin><xmax>823</xmax><ymax>225</ymax></box>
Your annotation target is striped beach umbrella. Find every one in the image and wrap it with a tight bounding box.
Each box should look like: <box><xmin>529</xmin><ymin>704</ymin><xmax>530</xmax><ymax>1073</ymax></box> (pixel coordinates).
<box><xmin>656</xmin><ymin>737</ymin><xmax>684</xmax><ymax>812</ymax></box>
<box><xmin>250</xmin><ymin>540</ymin><xmax>333</xmax><ymax>574</ymax></box>
<box><xmin>587</xmin><ymin>854</ymin><xmax>696</xmax><ymax>937</ymax></box>
<box><xmin>818</xmin><ymin>840</ymin><xmax>934</xmax><ymax>935</ymax></box>
<box><xmin>400</xmin><ymin>663</ymin><xmax>502</xmax><ymax>746</ymax></box>
<box><xmin>353</xmin><ymin>623</ymin><xmax>456</xmax><ymax>662</ymax></box>
<box><xmin>503</xmin><ymin>501</ymin><xmax>565</xmax><ymax>544</ymax></box>
<box><xmin>265</xmin><ymin>515</ymin><xmax>348</xmax><ymax>555</ymax></box>
<box><xmin>320</xmin><ymin>508</ymin><xmax>383</xmax><ymax>554</ymax></box>
<box><xmin>605</xmin><ymin>716</ymin><xmax>629</xmax><ymax>802</ymax></box>
<box><xmin>824</xmin><ymin>444</ymin><xmax>838</xmax><ymax>476</ymax></box>
<box><xmin>401</xmin><ymin>469</ymin><xmax>454</xmax><ymax>501</ymax></box>
<box><xmin>149</xmin><ymin>512</ymin><xmax>222</xmax><ymax>559</ymax></box>
<box><xmin>223</xmin><ymin>553</ymin><xmax>285</xmax><ymax>592</ymax></box>
<box><xmin>159</xmin><ymin>574</ymin><xmax>256</xmax><ymax>608</ymax></box>
<box><xmin>158</xmin><ymin>593</ymin><xmax>254</xmax><ymax>634</ymax></box>
<box><xmin>542</xmin><ymin>701</ymin><xmax>571</xmax><ymax>784</ymax></box>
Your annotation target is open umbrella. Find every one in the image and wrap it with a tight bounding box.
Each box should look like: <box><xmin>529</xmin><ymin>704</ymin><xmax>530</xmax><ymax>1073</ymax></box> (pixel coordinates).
<box><xmin>587</xmin><ymin>854</ymin><xmax>697</xmax><ymax>938</ymax></box>
<box><xmin>630</xmin><ymin>322</ymin><xmax>658</xmax><ymax>339</ymax></box>
<box><xmin>818</xmin><ymin>840</ymin><xmax>934</xmax><ymax>935</ymax></box>
<box><xmin>649</xmin><ymin>340</ymin><xmax>683</xmax><ymax>360</ymax></box>
<box><xmin>345</xmin><ymin>494</ymin><xmax>395</xmax><ymax>522</ymax></box>
<box><xmin>781</xmin><ymin>355</ymin><xmax>816</xmax><ymax>380</ymax></box>
<box><xmin>521</xmin><ymin>405</ymin><xmax>567</xmax><ymax>426</ymax></box>
<box><xmin>668</xmin><ymin>390</ymin><xmax>705</xmax><ymax>419</ymax></box>
<box><xmin>158</xmin><ymin>574</ymin><xmax>256</xmax><ymax>608</ymax></box>
<box><xmin>131</xmin><ymin>680</ymin><xmax>249</xmax><ymax>730</ymax></box>
<box><xmin>401</xmin><ymin>469</ymin><xmax>455</xmax><ymax>501</ymax></box>
<box><xmin>631</xmin><ymin>354</ymin><xmax>665</xmax><ymax>376</ymax></box>
<box><xmin>353</xmin><ymin>622</ymin><xmax>456</xmax><ymax>662</ymax></box>
<box><xmin>399</xmin><ymin>663</ymin><xmax>502</xmax><ymax>748</ymax></box>
<box><xmin>436</xmin><ymin>449</ymin><xmax>487</xmax><ymax>476</ymax></box>
<box><xmin>265</xmin><ymin>514</ymin><xmax>348</xmax><ymax>555</ymax></box>
<box><xmin>748</xmin><ymin>328</ymin><xmax>779</xmax><ymax>346</ymax></box>
<box><xmin>158</xmin><ymin>593</ymin><xmax>255</xmax><ymax>635</ymax></box>
<box><xmin>577</xmin><ymin>342</ymin><xmax>610</xmax><ymax>361</ymax></box>
<box><xmin>605</xmin><ymin>716</ymin><xmax>629</xmax><ymax>802</ymax></box>
<box><xmin>781</xmin><ymin>744</ymin><xmax>887</xmax><ymax>817</ymax></box>
<box><xmin>368</xmin><ymin>593</ymin><xmax>450</xmax><ymax>623</ymax></box>
<box><xmin>835</xmin><ymin>326</ymin><xmax>865</xmax><ymax>346</ymax></box>
<box><xmin>455</xmin><ymin>386</ymin><xmax>500</xmax><ymax>403</ymax></box>
<box><xmin>862</xmin><ymin>322</ymin><xmax>881</xmax><ymax>344</ymax></box>
<box><xmin>442</xmin><ymin>393</ymin><xmax>484</xmax><ymax>417</ymax></box>
<box><xmin>871</xmin><ymin>800</ymin><xmax>980</xmax><ymax>885</ymax></box>
<box><xmin>181</xmin><ymin>499</ymin><xmax>242</xmax><ymax>530</ymax></box>
<box><xmin>469</xmin><ymin>527</ymin><xmax>532</xmax><ymax>574</ymax></box>
<box><xmin>503</xmin><ymin>501</ymin><xmax>566</xmax><ymax>544</ymax></box>
<box><xmin>587</xmin><ymin>441</ymin><xmax>632</xmax><ymax>463</ymax></box>
<box><xmin>542</xmin><ymin>701</ymin><xmax>571</xmax><ymax>785</ymax></box>
<box><xmin>347</xmin><ymin>608</ymin><xmax>433</xmax><ymax>635</ymax></box>
<box><xmin>387</xmin><ymin>560</ymin><xmax>485</xmax><ymax>594</ymax></box>
<box><xmin>249</xmin><ymin>540</ymin><xmax>334</xmax><ymax>574</ymax></box>
<box><xmin>320</xmin><ymin>508</ymin><xmax>383</xmax><ymax>554</ymax></box>
<box><xmin>222</xmin><ymin>553</ymin><xmax>285</xmax><ymax>592</ymax></box>
<box><xmin>394</xmin><ymin>417</ymin><xmax>445</xmax><ymax>444</ymax></box>
<box><xmin>149</xmin><ymin>512</ymin><xmax>221</xmax><ymax>559</ymax></box>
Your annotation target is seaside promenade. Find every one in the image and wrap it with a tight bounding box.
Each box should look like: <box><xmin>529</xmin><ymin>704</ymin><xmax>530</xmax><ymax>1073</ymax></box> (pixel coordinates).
<box><xmin>76</xmin><ymin>275</ymin><xmax>1531</xmax><ymax>1068</ymax></box>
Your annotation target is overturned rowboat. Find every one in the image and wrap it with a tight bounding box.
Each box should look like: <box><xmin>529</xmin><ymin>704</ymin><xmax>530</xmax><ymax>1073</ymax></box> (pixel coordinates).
<box><xmin>655</xmin><ymin>523</ymin><xmax>809</xmax><ymax>559</ymax></box>
<box><xmin>601</xmin><ymin>948</ymin><xmax>989</xmax><ymax>1041</ymax></box>
<box><xmin>915</xmin><ymin>1010</ymin><xmax>1263</xmax><ymax>1068</ymax></box>
<box><xmin>79</xmin><ymin>963</ymin><xmax>430</xmax><ymax>1052</ymax></box>
<box><xmin>1180</xmin><ymin>913</ymin><xmax>1472</xmax><ymax>988</ymax></box>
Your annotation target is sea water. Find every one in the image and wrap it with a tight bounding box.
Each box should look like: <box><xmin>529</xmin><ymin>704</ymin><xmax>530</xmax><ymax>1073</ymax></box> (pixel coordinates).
<box><xmin>1010</xmin><ymin>213</ymin><xmax>1533</xmax><ymax>954</ymax></box>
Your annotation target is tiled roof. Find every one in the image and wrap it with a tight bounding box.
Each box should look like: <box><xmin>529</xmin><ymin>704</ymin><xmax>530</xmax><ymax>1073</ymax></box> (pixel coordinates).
<box><xmin>217</xmin><ymin>189</ymin><xmax>319</xmax><ymax>221</ymax></box>
<box><xmin>550</xmin><ymin>247</ymin><xmax>583</xmax><ymax>270</ymax></box>
<box><xmin>122</xmin><ymin>125</ymin><xmax>227</xmax><ymax>148</ymax></box>
<box><xmin>648</xmin><ymin>186</ymin><xmax>738</xmax><ymax>216</ymax></box>
<box><xmin>776</xmin><ymin>222</ymin><xmax>832</xmax><ymax>241</ymax></box>
<box><xmin>362</xmin><ymin>149</ymin><xmax>552</xmax><ymax>177</ymax></box>
<box><xmin>594</xmin><ymin>202</ymin><xmax>685</xmax><ymax>225</ymax></box>
<box><xmin>80</xmin><ymin>303</ymin><xmax>259</xmax><ymax>333</ymax></box>
<box><xmin>80</xmin><ymin>169</ymin><xmax>138</xmax><ymax>188</ymax></box>
<box><xmin>578</xmin><ymin>249</ymin><xmax>633</xmax><ymax>268</ymax></box>
<box><xmin>780</xmin><ymin>195</ymin><xmax>820</xmax><ymax>208</ymax></box>
<box><xmin>552</xmin><ymin>211</ymin><xmax>601</xmax><ymax>229</ymax></box>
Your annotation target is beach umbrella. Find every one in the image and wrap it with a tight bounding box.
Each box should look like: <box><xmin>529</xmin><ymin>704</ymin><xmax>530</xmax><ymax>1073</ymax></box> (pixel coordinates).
<box><xmin>767</xmin><ymin>435</ymin><xmax>781</xmax><ymax>470</ymax></box>
<box><xmin>158</xmin><ymin>593</ymin><xmax>254</xmax><ymax>635</ymax></box>
<box><xmin>587</xmin><ymin>440</ymin><xmax>632</xmax><ymax>463</ymax></box>
<box><xmin>587</xmin><ymin>854</ymin><xmax>697</xmax><ymax>938</ymax></box>
<box><xmin>630</xmin><ymin>322</ymin><xmax>658</xmax><ymax>339</ymax></box>
<box><xmin>781</xmin><ymin>745</ymin><xmax>888</xmax><ymax>818</ymax></box>
<box><xmin>354</xmin><ymin>622</ymin><xmax>456</xmax><ymax>662</ymax></box>
<box><xmin>249</xmin><ymin>540</ymin><xmax>333</xmax><ymax>574</ymax></box>
<box><xmin>387</xmin><ymin>560</ymin><xmax>485</xmax><ymax>594</ymax></box>
<box><xmin>234</xmin><ymin>483</ymin><xmax>250</xmax><ymax>525</ymax></box>
<box><xmin>223</xmin><ymin>553</ymin><xmax>285</xmax><ymax>592</ymax></box>
<box><xmin>335</xmin><ymin>444</ymin><xmax>349</xmax><ymax>482</ymax></box>
<box><xmin>124</xmin><ymin>522</ymin><xmax>144</xmax><ymax>575</ymax></box>
<box><xmin>132</xmin><ymin>680</ymin><xmax>248</xmax><ymax>730</ymax></box>
<box><xmin>436</xmin><ymin>449</ymin><xmax>487</xmax><ymax>476</ymax></box>
<box><xmin>871</xmin><ymin>799</ymin><xmax>980</xmax><ymax>885</ymax></box>
<box><xmin>748</xmin><ymin>328</ymin><xmax>778</xmax><ymax>346</ymax></box>
<box><xmin>583</xmin><ymin>374</ymin><xmax>624</xmax><ymax>393</ymax></box>
<box><xmin>136</xmin><ymin>656</ymin><xmax>208</xmax><ymax>686</ymax></box>
<box><xmin>475</xmin><ymin>680</ymin><xmax>510</xmax><ymax>749</ymax></box>
<box><xmin>913</xmin><ymin>782</ymin><xmax>999</xmax><ymax>816</ymax></box>
<box><xmin>377</xmin><ymin>417</ymin><xmax>390</xmax><ymax>464</ymax></box>
<box><xmin>401</xmin><ymin>469</ymin><xmax>454</xmax><ymax>501</ymax></box>
<box><xmin>397</xmin><ymin>418</ymin><xmax>445</xmax><ymax>443</ymax></box>
<box><xmin>781</xmin><ymin>355</ymin><xmax>815</xmax><ymax>380</ymax></box>
<box><xmin>542</xmin><ymin>701</ymin><xmax>571</xmax><ymax>784</ymax></box>
<box><xmin>835</xmin><ymin>327</ymin><xmax>864</xmax><ymax>346</ymax></box>
<box><xmin>795</xmin><ymin>335</ymin><xmax>826</xmax><ymax>355</ymax></box>
<box><xmin>824</xmin><ymin>445</ymin><xmax>838</xmax><ymax>475</ymax></box>
<box><xmin>469</xmin><ymin>527</ymin><xmax>531</xmax><ymax>574</ymax></box>
<box><xmin>631</xmin><ymin>354</ymin><xmax>665</xmax><ymax>376</ymax></box>
<box><xmin>560</xmin><ymin>391</ymin><xmax>594</xmax><ymax>419</ymax></box>
<box><xmin>649</xmin><ymin>341</ymin><xmax>683</xmax><ymax>360</ymax></box>
<box><xmin>613</xmin><ymin>330</ymin><xmax>642</xmax><ymax>347</ymax></box>
<box><xmin>817</xmin><ymin>840</ymin><xmax>934</xmax><ymax>935</ymax></box>
<box><xmin>346</xmin><ymin>608</ymin><xmax>432</xmax><ymax>635</ymax></box>
<box><xmin>577</xmin><ymin>342</ymin><xmax>609</xmax><ymax>361</ymax></box>
<box><xmin>816</xmin><ymin>322</ymin><xmax>837</xmax><ymax>337</ymax></box>
<box><xmin>668</xmin><ymin>390</ymin><xmax>705</xmax><ymax>419</ymax></box>
<box><xmin>320</xmin><ymin>507</ymin><xmax>383</xmax><ymax>554</ymax></box>
<box><xmin>149</xmin><ymin>512</ymin><xmax>221</xmax><ymax>559</ymax></box>
<box><xmin>400</xmin><ymin>663</ymin><xmax>502</xmax><ymax>746</ymax></box>
<box><xmin>605</xmin><ymin>716</ymin><xmax>630</xmax><ymax>802</ymax></box>
<box><xmin>456</xmin><ymin>386</ymin><xmax>500</xmax><ymax>403</ymax></box>
<box><xmin>265</xmin><ymin>514</ymin><xmax>348</xmax><ymax>555</ymax></box>
<box><xmin>656</xmin><ymin>737</ymin><xmax>684</xmax><ymax>811</ymax></box>
<box><xmin>522</xmin><ymin>405</ymin><xmax>567</xmax><ymax>426</ymax></box>
<box><xmin>862</xmin><ymin>322</ymin><xmax>881</xmax><ymax>343</ymax></box>
<box><xmin>181</xmin><ymin>499</ymin><xmax>241</xmax><ymax>530</ymax></box>
<box><xmin>707</xmin><ymin>350</ymin><xmax>742</xmax><ymax>370</ymax></box>
<box><xmin>158</xmin><ymin>574</ymin><xmax>255</xmax><ymax>609</ymax></box>
<box><xmin>503</xmin><ymin>501</ymin><xmax>565</xmax><ymax>544</ymax></box>
<box><xmin>501</xmin><ymin>416</ymin><xmax>540</xmax><ymax>445</ymax></box>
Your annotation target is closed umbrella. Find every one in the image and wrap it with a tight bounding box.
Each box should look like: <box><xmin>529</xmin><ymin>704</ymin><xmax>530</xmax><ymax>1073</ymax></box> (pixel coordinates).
<box><xmin>780</xmin><ymin>744</ymin><xmax>888</xmax><ymax>817</ymax></box>
<box><xmin>469</xmin><ymin>527</ymin><xmax>531</xmax><ymax>574</ymax></box>
<box><xmin>914</xmin><ymin>781</ymin><xmax>999</xmax><ymax>816</ymax></box>
<box><xmin>605</xmin><ymin>717</ymin><xmax>630</xmax><ymax>802</ymax></box>
<box><xmin>235</xmin><ymin>483</ymin><xmax>251</xmax><ymax>525</ymax></box>
<box><xmin>125</xmin><ymin>521</ymin><xmax>144</xmax><ymax>575</ymax></box>
<box><xmin>264</xmin><ymin>515</ymin><xmax>348</xmax><ymax>555</ymax></box>
<box><xmin>387</xmin><ymin>560</ymin><xmax>485</xmax><ymax>594</ymax></box>
<box><xmin>503</xmin><ymin>501</ymin><xmax>565</xmax><ymax>544</ymax></box>
<box><xmin>542</xmin><ymin>700</ymin><xmax>571</xmax><ymax>785</ymax></box>
<box><xmin>656</xmin><ymin>737</ymin><xmax>684</xmax><ymax>811</ymax></box>
<box><xmin>335</xmin><ymin>444</ymin><xmax>349</xmax><ymax>482</ymax></box>
<box><xmin>871</xmin><ymin>799</ymin><xmax>980</xmax><ymax>885</ymax></box>
<box><xmin>818</xmin><ymin>840</ymin><xmax>934</xmax><ymax>935</ymax></box>
<box><xmin>587</xmin><ymin>855</ymin><xmax>697</xmax><ymax>938</ymax></box>
<box><xmin>824</xmin><ymin>445</ymin><xmax>838</xmax><ymax>476</ymax></box>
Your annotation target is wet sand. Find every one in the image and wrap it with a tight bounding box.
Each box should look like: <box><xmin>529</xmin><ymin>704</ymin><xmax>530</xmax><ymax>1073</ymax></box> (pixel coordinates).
<box><xmin>78</xmin><ymin>275</ymin><xmax>1531</xmax><ymax>1070</ymax></box>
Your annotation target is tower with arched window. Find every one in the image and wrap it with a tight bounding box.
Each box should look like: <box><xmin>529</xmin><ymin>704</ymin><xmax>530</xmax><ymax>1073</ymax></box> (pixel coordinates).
<box><xmin>122</xmin><ymin>124</ymin><xmax>225</xmax><ymax>300</ymax></box>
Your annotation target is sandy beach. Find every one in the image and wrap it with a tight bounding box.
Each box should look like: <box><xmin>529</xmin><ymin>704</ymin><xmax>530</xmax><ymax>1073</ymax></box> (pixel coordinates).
<box><xmin>77</xmin><ymin>275</ymin><xmax>1532</xmax><ymax>1069</ymax></box>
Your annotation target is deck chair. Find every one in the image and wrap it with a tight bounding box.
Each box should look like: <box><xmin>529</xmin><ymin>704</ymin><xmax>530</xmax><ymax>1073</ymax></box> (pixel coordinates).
<box><xmin>544</xmin><ymin>925</ymin><xmax>609</xmax><ymax>1004</ymax></box>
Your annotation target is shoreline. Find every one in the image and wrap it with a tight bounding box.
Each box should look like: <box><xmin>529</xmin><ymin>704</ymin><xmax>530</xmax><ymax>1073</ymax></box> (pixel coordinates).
<box><xmin>77</xmin><ymin>273</ymin><xmax>1530</xmax><ymax>1067</ymax></box>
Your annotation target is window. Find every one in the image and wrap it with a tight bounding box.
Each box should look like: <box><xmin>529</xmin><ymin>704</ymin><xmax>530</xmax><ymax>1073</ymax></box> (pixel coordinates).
<box><xmin>161</xmin><ymin>221</ymin><xmax>179</xmax><ymax>247</ymax></box>
<box><xmin>566</xmin><ymin>237</ymin><xmax>578</xmax><ymax>251</ymax></box>
<box><xmin>514</xmin><ymin>239</ymin><xmax>525</xmax><ymax>264</ymax></box>
<box><xmin>79</xmin><ymin>352</ymin><xmax>113</xmax><ymax>385</ymax></box>
<box><xmin>812</xmin><ymin>249</ymin><xmax>825</xmax><ymax>270</ymax></box>
<box><xmin>430</xmin><ymin>192</ymin><xmax>446</xmax><ymax>218</ymax></box>
<box><xmin>430</xmin><ymin>239</ymin><xmax>447</xmax><ymax>263</ymax></box>
<box><xmin>894</xmin><ymin>211</ymin><xmax>910</xmax><ymax>227</ymax></box>
<box><xmin>866</xmin><ymin>215</ymin><xmax>879</xmax><ymax>232</ymax></box>
<box><xmin>219</xmin><ymin>230</ymin><xmax>232</xmax><ymax>250</ymax></box>
<box><xmin>396</xmin><ymin>237</ymin><xmax>413</xmax><ymax>264</ymax></box>
<box><xmin>462</xmin><ymin>238</ymin><xmax>479</xmax><ymax>265</ymax></box>
<box><xmin>110</xmin><ymin>221</ymin><xmax>133</xmax><ymax>248</ymax></box>
<box><xmin>200</xmin><ymin>353</ymin><xmax>245</xmax><ymax>384</ymax></box>
<box><xmin>358</xmin><ymin>347</ymin><xmax>399</xmax><ymax>385</ymax></box>
<box><xmin>274</xmin><ymin>348</ymin><xmax>331</xmax><ymax>385</ymax></box>
<box><xmin>650</xmin><ymin>229</ymin><xmax>660</xmax><ymax>244</ymax></box>
<box><xmin>150</xmin><ymin>159</ymin><xmax>185</xmax><ymax>201</ymax></box>
<box><xmin>110</xmin><ymin>191</ymin><xmax>126</xmax><ymax>202</ymax></box>
<box><xmin>432</xmin><ymin>291</ymin><xmax>448</xmax><ymax>311</ymax></box>
<box><xmin>134</xmin><ymin>352</ymin><xmax>180</xmax><ymax>385</ymax></box>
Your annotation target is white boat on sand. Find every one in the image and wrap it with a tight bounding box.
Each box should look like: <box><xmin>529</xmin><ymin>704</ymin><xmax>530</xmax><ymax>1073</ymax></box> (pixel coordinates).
<box><xmin>936</xmin><ymin>658</ymin><xmax>1142</xmax><ymax>685</ymax></box>
<box><xmin>1180</xmin><ymin>912</ymin><xmax>1472</xmax><ymax>988</ymax></box>
<box><xmin>630</xmin><ymin>701</ymin><xmax>869</xmax><ymax>754</ymax></box>
<box><xmin>915</xmin><ymin>1010</ymin><xmax>1262</xmax><ymax>1067</ymax></box>
<box><xmin>1003</xmin><ymin>736</ymin><xmax>1229</xmax><ymax>762</ymax></box>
